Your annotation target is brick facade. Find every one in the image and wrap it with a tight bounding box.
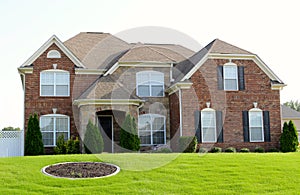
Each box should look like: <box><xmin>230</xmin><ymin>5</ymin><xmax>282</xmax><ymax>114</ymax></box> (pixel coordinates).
<box><xmin>170</xmin><ymin>58</ymin><xmax>282</xmax><ymax>151</ymax></box>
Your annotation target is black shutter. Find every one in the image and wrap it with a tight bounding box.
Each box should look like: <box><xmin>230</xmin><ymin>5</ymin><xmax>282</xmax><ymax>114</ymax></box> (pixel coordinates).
<box><xmin>242</xmin><ymin>111</ymin><xmax>249</xmax><ymax>142</ymax></box>
<box><xmin>216</xmin><ymin>111</ymin><xmax>224</xmax><ymax>143</ymax></box>
<box><xmin>263</xmin><ymin>111</ymin><xmax>271</xmax><ymax>142</ymax></box>
<box><xmin>238</xmin><ymin>66</ymin><xmax>245</xmax><ymax>90</ymax></box>
<box><xmin>194</xmin><ymin>110</ymin><xmax>201</xmax><ymax>143</ymax></box>
<box><xmin>217</xmin><ymin>66</ymin><xmax>224</xmax><ymax>90</ymax></box>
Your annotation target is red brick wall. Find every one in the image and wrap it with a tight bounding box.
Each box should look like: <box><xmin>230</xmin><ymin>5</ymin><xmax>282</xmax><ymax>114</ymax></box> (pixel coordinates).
<box><xmin>178</xmin><ymin>58</ymin><xmax>281</xmax><ymax>151</ymax></box>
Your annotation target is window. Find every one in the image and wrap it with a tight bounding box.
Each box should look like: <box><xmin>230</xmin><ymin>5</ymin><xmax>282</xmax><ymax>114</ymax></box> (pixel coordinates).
<box><xmin>201</xmin><ymin>108</ymin><xmax>217</xmax><ymax>143</ymax></box>
<box><xmin>40</xmin><ymin>70</ymin><xmax>70</xmax><ymax>96</ymax></box>
<box><xmin>223</xmin><ymin>63</ymin><xmax>238</xmax><ymax>90</ymax></box>
<box><xmin>40</xmin><ymin>114</ymin><xmax>70</xmax><ymax>146</ymax></box>
<box><xmin>138</xmin><ymin>114</ymin><xmax>166</xmax><ymax>145</ymax></box>
<box><xmin>249</xmin><ymin>108</ymin><xmax>264</xmax><ymax>142</ymax></box>
<box><xmin>217</xmin><ymin>63</ymin><xmax>245</xmax><ymax>91</ymax></box>
<box><xmin>47</xmin><ymin>50</ymin><xmax>61</xmax><ymax>58</ymax></box>
<box><xmin>136</xmin><ymin>71</ymin><xmax>164</xmax><ymax>97</ymax></box>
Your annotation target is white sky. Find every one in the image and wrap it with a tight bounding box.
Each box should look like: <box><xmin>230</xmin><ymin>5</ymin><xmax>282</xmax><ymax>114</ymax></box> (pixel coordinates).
<box><xmin>0</xmin><ymin>0</ymin><xmax>299</xmax><ymax>129</ymax></box>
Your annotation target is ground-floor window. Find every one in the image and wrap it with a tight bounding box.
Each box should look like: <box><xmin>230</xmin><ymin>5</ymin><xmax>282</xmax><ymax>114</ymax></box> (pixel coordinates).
<box><xmin>40</xmin><ymin>114</ymin><xmax>70</xmax><ymax>146</ymax></box>
<box><xmin>138</xmin><ymin>114</ymin><xmax>166</xmax><ymax>145</ymax></box>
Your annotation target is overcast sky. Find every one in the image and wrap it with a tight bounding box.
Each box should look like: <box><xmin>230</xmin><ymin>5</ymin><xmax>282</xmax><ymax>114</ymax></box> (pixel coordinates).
<box><xmin>0</xmin><ymin>0</ymin><xmax>299</xmax><ymax>129</ymax></box>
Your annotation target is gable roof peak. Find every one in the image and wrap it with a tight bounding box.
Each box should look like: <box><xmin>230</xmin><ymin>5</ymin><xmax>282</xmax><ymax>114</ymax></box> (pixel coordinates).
<box><xmin>208</xmin><ymin>38</ymin><xmax>253</xmax><ymax>55</ymax></box>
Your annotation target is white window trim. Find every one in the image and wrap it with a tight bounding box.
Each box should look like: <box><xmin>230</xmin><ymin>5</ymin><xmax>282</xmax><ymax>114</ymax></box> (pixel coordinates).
<box><xmin>136</xmin><ymin>71</ymin><xmax>165</xmax><ymax>97</ymax></box>
<box><xmin>249</xmin><ymin>108</ymin><xmax>264</xmax><ymax>142</ymax></box>
<box><xmin>138</xmin><ymin>113</ymin><xmax>166</xmax><ymax>146</ymax></box>
<box><xmin>40</xmin><ymin>69</ymin><xmax>70</xmax><ymax>97</ymax></box>
<box><xmin>47</xmin><ymin>50</ymin><xmax>61</xmax><ymax>58</ymax></box>
<box><xmin>201</xmin><ymin>108</ymin><xmax>217</xmax><ymax>143</ymax></box>
<box><xmin>40</xmin><ymin>114</ymin><xmax>70</xmax><ymax>147</ymax></box>
<box><xmin>223</xmin><ymin>62</ymin><xmax>239</xmax><ymax>91</ymax></box>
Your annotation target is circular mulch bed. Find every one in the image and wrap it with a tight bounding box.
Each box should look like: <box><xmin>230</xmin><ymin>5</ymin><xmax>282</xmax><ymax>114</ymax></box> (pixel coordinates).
<box><xmin>42</xmin><ymin>162</ymin><xmax>120</xmax><ymax>179</ymax></box>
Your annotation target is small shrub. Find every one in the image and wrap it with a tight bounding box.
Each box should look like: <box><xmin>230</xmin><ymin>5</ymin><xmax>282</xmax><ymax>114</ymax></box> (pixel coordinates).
<box><xmin>54</xmin><ymin>134</ymin><xmax>67</xmax><ymax>154</ymax></box>
<box><xmin>280</xmin><ymin>121</ymin><xmax>299</xmax><ymax>152</ymax></box>
<box><xmin>225</xmin><ymin>147</ymin><xmax>236</xmax><ymax>153</ymax></box>
<box><xmin>84</xmin><ymin>120</ymin><xmax>104</xmax><ymax>154</ymax></box>
<box><xmin>152</xmin><ymin>147</ymin><xmax>172</xmax><ymax>153</ymax></box>
<box><xmin>268</xmin><ymin>148</ymin><xmax>280</xmax><ymax>153</ymax></box>
<box><xmin>254</xmin><ymin>147</ymin><xmax>265</xmax><ymax>153</ymax></box>
<box><xmin>240</xmin><ymin>148</ymin><xmax>250</xmax><ymax>153</ymax></box>
<box><xmin>199</xmin><ymin>147</ymin><xmax>208</xmax><ymax>153</ymax></box>
<box><xmin>210</xmin><ymin>147</ymin><xmax>222</xmax><ymax>153</ymax></box>
<box><xmin>2</xmin><ymin>126</ymin><xmax>20</xmax><ymax>131</ymax></box>
<box><xmin>179</xmin><ymin>136</ymin><xmax>197</xmax><ymax>153</ymax></box>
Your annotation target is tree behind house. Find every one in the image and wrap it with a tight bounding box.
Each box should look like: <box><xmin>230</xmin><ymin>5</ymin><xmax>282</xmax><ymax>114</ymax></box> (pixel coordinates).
<box><xmin>84</xmin><ymin>120</ymin><xmax>104</xmax><ymax>154</ymax></box>
<box><xmin>284</xmin><ymin>100</ymin><xmax>300</xmax><ymax>112</ymax></box>
<box><xmin>280</xmin><ymin>120</ymin><xmax>299</xmax><ymax>152</ymax></box>
<box><xmin>25</xmin><ymin>113</ymin><xmax>44</xmax><ymax>155</ymax></box>
<box><xmin>120</xmin><ymin>114</ymin><xmax>140</xmax><ymax>151</ymax></box>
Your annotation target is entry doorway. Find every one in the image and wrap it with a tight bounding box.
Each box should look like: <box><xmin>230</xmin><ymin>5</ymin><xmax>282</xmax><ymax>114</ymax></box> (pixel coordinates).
<box><xmin>98</xmin><ymin>116</ymin><xmax>113</xmax><ymax>153</ymax></box>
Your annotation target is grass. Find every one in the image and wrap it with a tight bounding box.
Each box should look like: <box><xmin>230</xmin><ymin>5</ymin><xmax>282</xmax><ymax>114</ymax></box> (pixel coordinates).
<box><xmin>1</xmin><ymin>153</ymin><xmax>300</xmax><ymax>194</ymax></box>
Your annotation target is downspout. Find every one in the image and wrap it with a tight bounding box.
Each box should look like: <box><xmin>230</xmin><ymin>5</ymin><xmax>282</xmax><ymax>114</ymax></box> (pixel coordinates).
<box><xmin>178</xmin><ymin>88</ymin><xmax>183</xmax><ymax>137</ymax></box>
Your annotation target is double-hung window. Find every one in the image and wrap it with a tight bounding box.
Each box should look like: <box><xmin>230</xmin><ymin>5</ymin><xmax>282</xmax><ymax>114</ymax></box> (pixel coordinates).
<box><xmin>223</xmin><ymin>63</ymin><xmax>238</xmax><ymax>90</ymax></box>
<box><xmin>201</xmin><ymin>108</ymin><xmax>217</xmax><ymax>143</ymax></box>
<box><xmin>249</xmin><ymin>109</ymin><xmax>264</xmax><ymax>142</ymax></box>
<box><xmin>136</xmin><ymin>71</ymin><xmax>164</xmax><ymax>97</ymax></box>
<box><xmin>138</xmin><ymin>114</ymin><xmax>166</xmax><ymax>145</ymax></box>
<box><xmin>40</xmin><ymin>114</ymin><xmax>70</xmax><ymax>146</ymax></box>
<box><xmin>40</xmin><ymin>70</ymin><xmax>70</xmax><ymax>96</ymax></box>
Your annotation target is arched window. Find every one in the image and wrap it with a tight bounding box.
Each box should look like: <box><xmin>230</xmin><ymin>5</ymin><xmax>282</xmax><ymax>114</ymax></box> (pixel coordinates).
<box><xmin>201</xmin><ymin>108</ymin><xmax>217</xmax><ymax>143</ymax></box>
<box><xmin>47</xmin><ymin>50</ymin><xmax>61</xmax><ymax>58</ymax></box>
<box><xmin>138</xmin><ymin>114</ymin><xmax>166</xmax><ymax>145</ymax></box>
<box><xmin>223</xmin><ymin>62</ymin><xmax>238</xmax><ymax>90</ymax></box>
<box><xmin>40</xmin><ymin>114</ymin><xmax>70</xmax><ymax>146</ymax></box>
<box><xmin>249</xmin><ymin>108</ymin><xmax>264</xmax><ymax>142</ymax></box>
<box><xmin>136</xmin><ymin>71</ymin><xmax>164</xmax><ymax>97</ymax></box>
<box><xmin>40</xmin><ymin>70</ymin><xmax>70</xmax><ymax>96</ymax></box>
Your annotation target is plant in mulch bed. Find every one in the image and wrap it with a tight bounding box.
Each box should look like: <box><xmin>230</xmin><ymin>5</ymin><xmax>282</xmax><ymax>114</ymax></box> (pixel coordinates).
<box><xmin>120</xmin><ymin>114</ymin><xmax>140</xmax><ymax>151</ymax></box>
<box><xmin>84</xmin><ymin>120</ymin><xmax>104</xmax><ymax>154</ymax></box>
<box><xmin>210</xmin><ymin>147</ymin><xmax>222</xmax><ymax>153</ymax></box>
<box><xmin>254</xmin><ymin>147</ymin><xmax>265</xmax><ymax>153</ymax></box>
<box><xmin>224</xmin><ymin>147</ymin><xmax>236</xmax><ymax>153</ymax></box>
<box><xmin>25</xmin><ymin>113</ymin><xmax>44</xmax><ymax>155</ymax></box>
<box><xmin>240</xmin><ymin>148</ymin><xmax>250</xmax><ymax>153</ymax></box>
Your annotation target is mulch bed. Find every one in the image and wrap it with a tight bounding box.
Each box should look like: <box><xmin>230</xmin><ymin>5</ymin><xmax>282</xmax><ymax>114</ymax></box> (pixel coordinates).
<box><xmin>44</xmin><ymin>162</ymin><xmax>118</xmax><ymax>178</ymax></box>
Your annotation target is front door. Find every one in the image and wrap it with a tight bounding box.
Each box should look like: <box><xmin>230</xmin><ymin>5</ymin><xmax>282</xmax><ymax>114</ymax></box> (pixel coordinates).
<box><xmin>98</xmin><ymin>116</ymin><xmax>113</xmax><ymax>153</ymax></box>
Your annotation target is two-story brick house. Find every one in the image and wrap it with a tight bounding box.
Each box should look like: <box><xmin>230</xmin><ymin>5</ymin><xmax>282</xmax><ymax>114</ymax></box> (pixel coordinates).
<box><xmin>18</xmin><ymin>32</ymin><xmax>285</xmax><ymax>153</ymax></box>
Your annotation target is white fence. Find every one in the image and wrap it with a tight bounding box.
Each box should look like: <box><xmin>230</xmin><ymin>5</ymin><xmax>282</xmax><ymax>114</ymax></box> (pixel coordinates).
<box><xmin>0</xmin><ymin>130</ymin><xmax>24</xmax><ymax>157</ymax></box>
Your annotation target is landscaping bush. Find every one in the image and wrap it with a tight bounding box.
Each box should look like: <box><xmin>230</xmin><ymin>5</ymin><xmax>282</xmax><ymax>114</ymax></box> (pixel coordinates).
<box><xmin>84</xmin><ymin>120</ymin><xmax>104</xmax><ymax>154</ymax></box>
<box><xmin>268</xmin><ymin>148</ymin><xmax>280</xmax><ymax>153</ymax></box>
<box><xmin>152</xmin><ymin>147</ymin><xmax>172</xmax><ymax>153</ymax></box>
<box><xmin>179</xmin><ymin>136</ymin><xmax>197</xmax><ymax>153</ymax></box>
<box><xmin>210</xmin><ymin>147</ymin><xmax>222</xmax><ymax>153</ymax></box>
<box><xmin>2</xmin><ymin>126</ymin><xmax>20</xmax><ymax>131</ymax></box>
<box><xmin>280</xmin><ymin>121</ymin><xmax>299</xmax><ymax>152</ymax></box>
<box><xmin>66</xmin><ymin>137</ymin><xmax>81</xmax><ymax>154</ymax></box>
<box><xmin>225</xmin><ymin>147</ymin><xmax>236</xmax><ymax>153</ymax></box>
<box><xmin>254</xmin><ymin>147</ymin><xmax>265</xmax><ymax>153</ymax></box>
<box><xmin>240</xmin><ymin>148</ymin><xmax>250</xmax><ymax>153</ymax></box>
<box><xmin>25</xmin><ymin>113</ymin><xmax>44</xmax><ymax>155</ymax></box>
<box><xmin>120</xmin><ymin>114</ymin><xmax>140</xmax><ymax>151</ymax></box>
<box><xmin>54</xmin><ymin>134</ymin><xmax>67</xmax><ymax>154</ymax></box>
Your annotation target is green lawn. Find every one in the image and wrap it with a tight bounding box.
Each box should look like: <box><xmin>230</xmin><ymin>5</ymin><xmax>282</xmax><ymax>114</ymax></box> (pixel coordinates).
<box><xmin>1</xmin><ymin>153</ymin><xmax>300</xmax><ymax>194</ymax></box>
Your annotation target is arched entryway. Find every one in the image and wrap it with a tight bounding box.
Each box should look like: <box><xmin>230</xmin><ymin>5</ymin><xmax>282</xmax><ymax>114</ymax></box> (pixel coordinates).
<box><xmin>97</xmin><ymin>110</ymin><xmax>126</xmax><ymax>153</ymax></box>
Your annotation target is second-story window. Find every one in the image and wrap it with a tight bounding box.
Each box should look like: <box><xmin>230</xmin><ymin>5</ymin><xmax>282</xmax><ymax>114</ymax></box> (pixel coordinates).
<box><xmin>40</xmin><ymin>70</ymin><xmax>70</xmax><ymax>96</ymax></box>
<box><xmin>136</xmin><ymin>71</ymin><xmax>164</xmax><ymax>97</ymax></box>
<box><xmin>223</xmin><ymin>63</ymin><xmax>238</xmax><ymax>90</ymax></box>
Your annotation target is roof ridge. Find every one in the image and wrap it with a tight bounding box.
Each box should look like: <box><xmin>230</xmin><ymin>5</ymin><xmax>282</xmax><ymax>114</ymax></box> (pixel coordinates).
<box><xmin>145</xmin><ymin>45</ymin><xmax>177</xmax><ymax>62</ymax></box>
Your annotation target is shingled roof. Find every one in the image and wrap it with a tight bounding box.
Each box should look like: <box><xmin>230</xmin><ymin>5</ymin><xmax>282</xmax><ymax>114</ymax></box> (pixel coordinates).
<box><xmin>281</xmin><ymin>105</ymin><xmax>300</xmax><ymax>119</ymax></box>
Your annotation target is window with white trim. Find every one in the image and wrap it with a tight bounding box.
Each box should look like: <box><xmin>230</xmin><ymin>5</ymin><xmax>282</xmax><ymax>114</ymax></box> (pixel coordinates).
<box><xmin>138</xmin><ymin>114</ymin><xmax>166</xmax><ymax>145</ymax></box>
<box><xmin>223</xmin><ymin>63</ymin><xmax>238</xmax><ymax>90</ymax></box>
<box><xmin>136</xmin><ymin>71</ymin><xmax>164</xmax><ymax>97</ymax></box>
<box><xmin>249</xmin><ymin>108</ymin><xmax>264</xmax><ymax>142</ymax></box>
<box><xmin>201</xmin><ymin>108</ymin><xmax>217</xmax><ymax>143</ymax></box>
<box><xmin>40</xmin><ymin>114</ymin><xmax>70</xmax><ymax>146</ymax></box>
<box><xmin>40</xmin><ymin>70</ymin><xmax>70</xmax><ymax>96</ymax></box>
<box><xmin>47</xmin><ymin>50</ymin><xmax>61</xmax><ymax>58</ymax></box>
